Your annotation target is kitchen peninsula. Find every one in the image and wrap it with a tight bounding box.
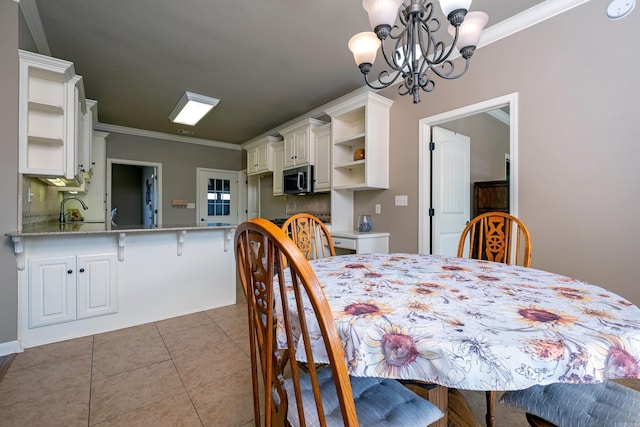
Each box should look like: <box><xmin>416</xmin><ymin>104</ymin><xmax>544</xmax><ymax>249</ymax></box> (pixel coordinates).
<box><xmin>7</xmin><ymin>223</ymin><xmax>236</xmax><ymax>348</ymax></box>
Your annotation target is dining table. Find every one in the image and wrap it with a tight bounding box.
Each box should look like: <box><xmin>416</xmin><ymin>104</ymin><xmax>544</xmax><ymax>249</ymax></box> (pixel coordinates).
<box><xmin>276</xmin><ymin>253</ymin><xmax>640</xmax><ymax>424</ymax></box>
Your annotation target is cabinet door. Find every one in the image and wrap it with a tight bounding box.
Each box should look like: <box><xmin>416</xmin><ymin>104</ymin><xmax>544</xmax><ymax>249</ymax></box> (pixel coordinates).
<box><xmin>293</xmin><ymin>128</ymin><xmax>311</xmax><ymax>165</ymax></box>
<box><xmin>283</xmin><ymin>133</ymin><xmax>297</xmax><ymax>169</ymax></box>
<box><xmin>76</xmin><ymin>253</ymin><xmax>118</xmax><ymax>319</ymax></box>
<box><xmin>246</xmin><ymin>146</ymin><xmax>258</xmax><ymax>175</ymax></box>
<box><xmin>314</xmin><ymin>125</ymin><xmax>332</xmax><ymax>191</ymax></box>
<box><xmin>254</xmin><ymin>143</ymin><xmax>270</xmax><ymax>172</ymax></box>
<box><xmin>273</xmin><ymin>142</ymin><xmax>284</xmax><ymax>195</ymax></box>
<box><xmin>28</xmin><ymin>256</ymin><xmax>76</xmax><ymax>328</ymax></box>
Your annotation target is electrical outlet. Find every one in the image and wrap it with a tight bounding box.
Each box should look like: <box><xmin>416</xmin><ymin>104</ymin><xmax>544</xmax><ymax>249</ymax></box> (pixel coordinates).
<box><xmin>395</xmin><ymin>195</ymin><xmax>408</xmax><ymax>206</ymax></box>
<box><xmin>375</xmin><ymin>204</ymin><xmax>381</xmax><ymax>214</ymax></box>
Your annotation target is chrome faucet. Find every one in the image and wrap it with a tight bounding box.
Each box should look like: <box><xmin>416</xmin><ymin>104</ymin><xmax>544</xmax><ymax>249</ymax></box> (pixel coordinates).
<box><xmin>59</xmin><ymin>197</ymin><xmax>89</xmax><ymax>223</ymax></box>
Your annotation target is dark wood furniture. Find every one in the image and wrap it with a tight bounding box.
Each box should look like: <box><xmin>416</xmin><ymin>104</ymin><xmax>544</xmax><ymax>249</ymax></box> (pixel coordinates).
<box><xmin>473</xmin><ymin>180</ymin><xmax>509</xmax><ymax>218</ymax></box>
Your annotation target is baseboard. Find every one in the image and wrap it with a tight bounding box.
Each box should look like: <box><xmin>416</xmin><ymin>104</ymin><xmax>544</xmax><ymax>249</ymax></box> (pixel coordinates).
<box><xmin>0</xmin><ymin>340</ymin><xmax>23</xmax><ymax>356</ymax></box>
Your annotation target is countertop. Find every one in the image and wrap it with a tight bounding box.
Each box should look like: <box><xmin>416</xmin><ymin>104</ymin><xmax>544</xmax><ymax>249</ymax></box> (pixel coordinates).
<box><xmin>6</xmin><ymin>222</ymin><xmax>236</xmax><ymax>237</ymax></box>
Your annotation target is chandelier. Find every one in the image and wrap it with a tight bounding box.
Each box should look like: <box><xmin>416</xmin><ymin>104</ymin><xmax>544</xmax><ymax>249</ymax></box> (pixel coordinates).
<box><xmin>348</xmin><ymin>0</ymin><xmax>488</xmax><ymax>103</ymax></box>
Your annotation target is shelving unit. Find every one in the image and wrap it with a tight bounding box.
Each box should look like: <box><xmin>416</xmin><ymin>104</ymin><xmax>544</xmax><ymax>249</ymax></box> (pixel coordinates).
<box><xmin>327</xmin><ymin>92</ymin><xmax>392</xmax><ymax>191</ymax></box>
<box><xmin>19</xmin><ymin>50</ymin><xmax>79</xmax><ymax>180</ymax></box>
<box><xmin>325</xmin><ymin>91</ymin><xmax>393</xmax><ymax>232</ymax></box>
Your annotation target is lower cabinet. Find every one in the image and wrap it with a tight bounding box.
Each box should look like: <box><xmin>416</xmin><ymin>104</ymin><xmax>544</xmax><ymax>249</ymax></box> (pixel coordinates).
<box><xmin>28</xmin><ymin>253</ymin><xmax>118</xmax><ymax>328</ymax></box>
<box><xmin>331</xmin><ymin>231</ymin><xmax>389</xmax><ymax>254</ymax></box>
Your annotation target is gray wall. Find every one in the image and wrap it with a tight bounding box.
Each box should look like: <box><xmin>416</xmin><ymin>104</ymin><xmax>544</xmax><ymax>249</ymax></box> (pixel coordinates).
<box><xmin>0</xmin><ymin>0</ymin><xmax>19</xmax><ymax>346</ymax></box>
<box><xmin>355</xmin><ymin>1</ymin><xmax>640</xmax><ymax>303</ymax></box>
<box><xmin>106</xmin><ymin>132</ymin><xmax>243</xmax><ymax>225</ymax></box>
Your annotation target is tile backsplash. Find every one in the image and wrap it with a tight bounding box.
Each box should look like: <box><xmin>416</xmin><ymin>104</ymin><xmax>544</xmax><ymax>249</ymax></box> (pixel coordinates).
<box><xmin>21</xmin><ymin>176</ymin><xmax>60</xmax><ymax>226</ymax></box>
<box><xmin>286</xmin><ymin>193</ymin><xmax>331</xmax><ymax>223</ymax></box>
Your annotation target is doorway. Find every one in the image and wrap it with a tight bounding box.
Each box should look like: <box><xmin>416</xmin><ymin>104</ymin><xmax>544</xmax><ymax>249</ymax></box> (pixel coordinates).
<box><xmin>196</xmin><ymin>168</ymin><xmax>240</xmax><ymax>225</ymax></box>
<box><xmin>418</xmin><ymin>93</ymin><xmax>519</xmax><ymax>255</ymax></box>
<box><xmin>107</xmin><ymin>158</ymin><xmax>162</xmax><ymax>227</ymax></box>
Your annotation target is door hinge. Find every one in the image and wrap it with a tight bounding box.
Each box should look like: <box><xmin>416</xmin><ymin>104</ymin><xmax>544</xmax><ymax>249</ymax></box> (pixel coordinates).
<box><xmin>428</xmin><ymin>208</ymin><xmax>435</xmax><ymax>216</ymax></box>
<box><xmin>429</xmin><ymin>142</ymin><xmax>435</xmax><ymax>151</ymax></box>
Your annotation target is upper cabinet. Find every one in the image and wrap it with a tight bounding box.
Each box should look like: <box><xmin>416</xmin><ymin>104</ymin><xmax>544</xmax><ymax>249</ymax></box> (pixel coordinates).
<box><xmin>244</xmin><ymin>135</ymin><xmax>281</xmax><ymax>176</ymax></box>
<box><xmin>18</xmin><ymin>50</ymin><xmax>90</xmax><ymax>184</ymax></box>
<box><xmin>326</xmin><ymin>92</ymin><xmax>393</xmax><ymax>191</ymax></box>
<box><xmin>280</xmin><ymin>118</ymin><xmax>326</xmax><ymax>169</ymax></box>
<box><xmin>313</xmin><ymin>123</ymin><xmax>332</xmax><ymax>192</ymax></box>
<box><xmin>272</xmin><ymin>140</ymin><xmax>285</xmax><ymax>196</ymax></box>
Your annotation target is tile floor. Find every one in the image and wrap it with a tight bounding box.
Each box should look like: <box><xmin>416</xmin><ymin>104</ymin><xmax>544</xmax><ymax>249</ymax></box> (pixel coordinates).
<box><xmin>1</xmin><ymin>279</ymin><xmax>636</xmax><ymax>426</ymax></box>
<box><xmin>0</xmin><ymin>286</ymin><xmax>255</xmax><ymax>427</ymax></box>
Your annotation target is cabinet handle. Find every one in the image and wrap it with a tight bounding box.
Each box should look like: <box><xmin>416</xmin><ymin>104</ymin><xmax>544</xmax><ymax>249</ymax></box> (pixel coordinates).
<box><xmin>67</xmin><ymin>269</ymin><xmax>73</xmax><ymax>274</ymax></box>
<box><xmin>79</xmin><ymin>268</ymin><xmax>85</xmax><ymax>273</ymax></box>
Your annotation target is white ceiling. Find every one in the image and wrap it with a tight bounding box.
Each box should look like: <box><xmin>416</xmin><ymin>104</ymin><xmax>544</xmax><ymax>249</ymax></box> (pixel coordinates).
<box><xmin>22</xmin><ymin>0</ymin><xmax>551</xmax><ymax>145</ymax></box>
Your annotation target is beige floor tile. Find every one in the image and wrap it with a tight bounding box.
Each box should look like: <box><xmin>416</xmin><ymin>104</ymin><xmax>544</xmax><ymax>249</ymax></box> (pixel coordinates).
<box><xmin>162</xmin><ymin>322</ymin><xmax>227</xmax><ymax>358</ymax></box>
<box><xmin>93</xmin><ymin>322</ymin><xmax>160</xmax><ymax>346</ymax></box>
<box><xmin>0</xmin><ymin>353</ymin><xmax>91</xmax><ymax>406</ymax></box>
<box><xmin>189</xmin><ymin>370</ymin><xmax>255</xmax><ymax>427</ymax></box>
<box><xmin>231</xmin><ymin>335</ymin><xmax>251</xmax><ymax>357</ymax></box>
<box><xmin>90</xmin><ymin>360</ymin><xmax>185</xmax><ymax>425</ymax></box>
<box><xmin>92</xmin><ymin>333</ymin><xmax>170</xmax><ymax>379</ymax></box>
<box><xmin>205</xmin><ymin>302</ymin><xmax>247</xmax><ymax>324</ymax></box>
<box><xmin>155</xmin><ymin>311</ymin><xmax>214</xmax><ymax>338</ymax></box>
<box><xmin>173</xmin><ymin>336</ymin><xmax>250</xmax><ymax>391</ymax></box>
<box><xmin>0</xmin><ymin>384</ymin><xmax>89</xmax><ymax>427</ymax></box>
<box><xmin>214</xmin><ymin>316</ymin><xmax>249</xmax><ymax>341</ymax></box>
<box><xmin>92</xmin><ymin>390</ymin><xmax>201</xmax><ymax>426</ymax></box>
<box><xmin>9</xmin><ymin>336</ymin><xmax>93</xmax><ymax>371</ymax></box>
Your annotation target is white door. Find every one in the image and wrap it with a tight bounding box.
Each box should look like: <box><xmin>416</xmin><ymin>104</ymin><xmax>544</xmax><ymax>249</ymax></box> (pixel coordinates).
<box><xmin>431</xmin><ymin>127</ymin><xmax>470</xmax><ymax>256</ymax></box>
<box><xmin>196</xmin><ymin>168</ymin><xmax>239</xmax><ymax>225</ymax></box>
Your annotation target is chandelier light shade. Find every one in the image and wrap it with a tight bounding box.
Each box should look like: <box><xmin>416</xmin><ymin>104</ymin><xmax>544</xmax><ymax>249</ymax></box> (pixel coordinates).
<box><xmin>448</xmin><ymin>11</ymin><xmax>489</xmax><ymax>56</ymax></box>
<box><xmin>348</xmin><ymin>0</ymin><xmax>489</xmax><ymax>103</ymax></box>
<box><xmin>348</xmin><ymin>32</ymin><xmax>382</xmax><ymax>66</ymax></box>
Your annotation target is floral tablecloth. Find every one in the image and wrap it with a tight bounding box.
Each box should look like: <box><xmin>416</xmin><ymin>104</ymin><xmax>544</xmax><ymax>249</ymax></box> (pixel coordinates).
<box><xmin>276</xmin><ymin>253</ymin><xmax>640</xmax><ymax>391</ymax></box>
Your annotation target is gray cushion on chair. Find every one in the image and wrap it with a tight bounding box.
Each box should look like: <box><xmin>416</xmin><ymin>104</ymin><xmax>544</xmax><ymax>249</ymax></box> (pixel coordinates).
<box><xmin>499</xmin><ymin>381</ymin><xmax>640</xmax><ymax>427</ymax></box>
<box><xmin>285</xmin><ymin>367</ymin><xmax>444</xmax><ymax>427</ymax></box>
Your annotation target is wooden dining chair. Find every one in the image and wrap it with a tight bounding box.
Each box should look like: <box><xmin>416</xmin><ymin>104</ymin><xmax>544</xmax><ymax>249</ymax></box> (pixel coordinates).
<box><xmin>457</xmin><ymin>211</ymin><xmax>532</xmax><ymax>268</ymax></box>
<box><xmin>235</xmin><ymin>218</ymin><xmax>444</xmax><ymax>426</ymax></box>
<box><xmin>457</xmin><ymin>211</ymin><xmax>532</xmax><ymax>427</ymax></box>
<box><xmin>281</xmin><ymin>213</ymin><xmax>335</xmax><ymax>261</ymax></box>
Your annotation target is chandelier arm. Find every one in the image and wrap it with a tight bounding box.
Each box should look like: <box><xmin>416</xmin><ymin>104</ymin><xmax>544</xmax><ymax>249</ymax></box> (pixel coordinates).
<box><xmin>363</xmin><ymin>68</ymin><xmax>406</xmax><ymax>90</ymax></box>
<box><xmin>429</xmin><ymin>57</ymin><xmax>471</xmax><ymax>80</ymax></box>
<box><xmin>429</xmin><ymin>25</ymin><xmax>460</xmax><ymax>65</ymax></box>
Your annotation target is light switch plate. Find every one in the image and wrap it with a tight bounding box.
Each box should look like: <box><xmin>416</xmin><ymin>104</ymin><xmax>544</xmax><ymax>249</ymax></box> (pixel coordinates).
<box><xmin>375</xmin><ymin>203</ymin><xmax>381</xmax><ymax>214</ymax></box>
<box><xmin>395</xmin><ymin>195</ymin><xmax>408</xmax><ymax>206</ymax></box>
<box><xmin>187</xmin><ymin>202</ymin><xmax>196</xmax><ymax>209</ymax></box>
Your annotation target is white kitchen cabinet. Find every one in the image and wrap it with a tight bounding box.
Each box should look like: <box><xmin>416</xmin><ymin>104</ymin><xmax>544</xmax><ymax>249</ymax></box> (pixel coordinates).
<box><xmin>62</xmin><ymin>131</ymin><xmax>108</xmax><ymax>221</ymax></box>
<box><xmin>326</xmin><ymin>92</ymin><xmax>393</xmax><ymax>191</ymax></box>
<box><xmin>245</xmin><ymin>136</ymin><xmax>280</xmax><ymax>176</ymax></box>
<box><xmin>313</xmin><ymin>123</ymin><xmax>332</xmax><ymax>192</ymax></box>
<box><xmin>28</xmin><ymin>253</ymin><xmax>118</xmax><ymax>328</ymax></box>
<box><xmin>272</xmin><ymin>141</ymin><xmax>284</xmax><ymax>196</ymax></box>
<box><xmin>280</xmin><ymin>118</ymin><xmax>326</xmax><ymax>169</ymax></box>
<box><xmin>19</xmin><ymin>50</ymin><xmax>85</xmax><ymax>182</ymax></box>
<box><xmin>331</xmin><ymin>231</ymin><xmax>389</xmax><ymax>254</ymax></box>
<box><xmin>77</xmin><ymin>99</ymin><xmax>97</xmax><ymax>174</ymax></box>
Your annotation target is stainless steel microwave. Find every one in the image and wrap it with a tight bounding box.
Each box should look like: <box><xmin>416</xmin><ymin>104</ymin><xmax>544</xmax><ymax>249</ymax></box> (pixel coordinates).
<box><xmin>283</xmin><ymin>165</ymin><xmax>314</xmax><ymax>195</ymax></box>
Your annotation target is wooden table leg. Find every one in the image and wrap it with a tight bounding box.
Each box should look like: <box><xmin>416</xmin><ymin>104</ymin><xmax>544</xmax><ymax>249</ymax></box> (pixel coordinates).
<box><xmin>485</xmin><ymin>391</ymin><xmax>496</xmax><ymax>427</ymax></box>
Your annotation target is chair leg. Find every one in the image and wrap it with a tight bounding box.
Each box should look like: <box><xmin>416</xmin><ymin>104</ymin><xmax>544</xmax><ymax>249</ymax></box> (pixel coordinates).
<box><xmin>485</xmin><ymin>390</ymin><xmax>496</xmax><ymax>427</ymax></box>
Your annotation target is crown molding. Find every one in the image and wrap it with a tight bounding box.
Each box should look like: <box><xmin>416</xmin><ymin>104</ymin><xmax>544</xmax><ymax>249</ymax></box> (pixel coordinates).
<box><xmin>94</xmin><ymin>122</ymin><xmax>242</xmax><ymax>151</ymax></box>
<box><xmin>479</xmin><ymin>0</ymin><xmax>591</xmax><ymax>49</ymax></box>
<box><xmin>18</xmin><ymin>0</ymin><xmax>51</xmax><ymax>55</ymax></box>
